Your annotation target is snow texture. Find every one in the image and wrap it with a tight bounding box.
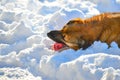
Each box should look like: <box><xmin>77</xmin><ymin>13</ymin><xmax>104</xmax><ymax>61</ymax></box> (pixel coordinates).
<box><xmin>0</xmin><ymin>0</ymin><xmax>120</xmax><ymax>80</ymax></box>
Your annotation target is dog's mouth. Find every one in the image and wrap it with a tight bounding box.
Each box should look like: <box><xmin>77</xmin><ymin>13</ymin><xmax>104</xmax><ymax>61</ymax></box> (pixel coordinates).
<box><xmin>47</xmin><ymin>30</ymin><xmax>69</xmax><ymax>51</ymax></box>
<box><xmin>51</xmin><ymin>42</ymin><xmax>69</xmax><ymax>52</ymax></box>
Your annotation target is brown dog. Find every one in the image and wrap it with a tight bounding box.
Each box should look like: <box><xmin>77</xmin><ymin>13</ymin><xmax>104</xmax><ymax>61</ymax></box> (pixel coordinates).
<box><xmin>47</xmin><ymin>12</ymin><xmax>120</xmax><ymax>51</ymax></box>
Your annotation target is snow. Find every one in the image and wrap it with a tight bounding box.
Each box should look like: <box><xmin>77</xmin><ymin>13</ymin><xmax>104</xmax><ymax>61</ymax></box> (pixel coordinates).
<box><xmin>0</xmin><ymin>68</ymin><xmax>42</xmax><ymax>80</ymax></box>
<box><xmin>0</xmin><ymin>0</ymin><xmax>120</xmax><ymax>80</ymax></box>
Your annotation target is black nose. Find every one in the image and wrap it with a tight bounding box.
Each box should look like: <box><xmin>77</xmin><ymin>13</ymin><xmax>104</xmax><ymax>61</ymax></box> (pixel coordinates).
<box><xmin>47</xmin><ymin>30</ymin><xmax>63</xmax><ymax>43</ymax></box>
<box><xmin>47</xmin><ymin>30</ymin><xmax>61</xmax><ymax>37</ymax></box>
<box><xmin>47</xmin><ymin>30</ymin><xmax>57</xmax><ymax>38</ymax></box>
<box><xmin>47</xmin><ymin>32</ymin><xmax>52</xmax><ymax>38</ymax></box>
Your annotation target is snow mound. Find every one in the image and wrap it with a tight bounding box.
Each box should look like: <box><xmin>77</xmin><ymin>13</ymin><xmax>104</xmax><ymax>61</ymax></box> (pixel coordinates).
<box><xmin>0</xmin><ymin>0</ymin><xmax>120</xmax><ymax>80</ymax></box>
<box><xmin>0</xmin><ymin>68</ymin><xmax>42</xmax><ymax>80</ymax></box>
<box><xmin>40</xmin><ymin>53</ymin><xmax>120</xmax><ymax>80</ymax></box>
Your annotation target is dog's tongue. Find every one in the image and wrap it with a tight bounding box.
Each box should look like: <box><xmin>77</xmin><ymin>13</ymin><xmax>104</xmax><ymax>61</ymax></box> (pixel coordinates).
<box><xmin>52</xmin><ymin>43</ymin><xmax>65</xmax><ymax>51</ymax></box>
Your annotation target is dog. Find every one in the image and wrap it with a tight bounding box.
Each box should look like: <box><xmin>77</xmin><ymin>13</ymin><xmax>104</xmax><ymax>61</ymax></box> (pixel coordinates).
<box><xmin>47</xmin><ymin>12</ymin><xmax>120</xmax><ymax>51</ymax></box>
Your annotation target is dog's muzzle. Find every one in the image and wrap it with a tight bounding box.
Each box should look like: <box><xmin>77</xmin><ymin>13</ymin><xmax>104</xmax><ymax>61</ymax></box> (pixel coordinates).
<box><xmin>47</xmin><ymin>30</ymin><xmax>64</xmax><ymax>43</ymax></box>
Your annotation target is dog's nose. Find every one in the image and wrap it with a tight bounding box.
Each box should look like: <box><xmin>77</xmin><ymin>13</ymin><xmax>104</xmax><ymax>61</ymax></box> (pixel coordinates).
<box><xmin>47</xmin><ymin>30</ymin><xmax>63</xmax><ymax>43</ymax></box>
<box><xmin>47</xmin><ymin>31</ymin><xmax>56</xmax><ymax>38</ymax></box>
<box><xmin>47</xmin><ymin>32</ymin><xmax>52</xmax><ymax>38</ymax></box>
<box><xmin>47</xmin><ymin>30</ymin><xmax>60</xmax><ymax>38</ymax></box>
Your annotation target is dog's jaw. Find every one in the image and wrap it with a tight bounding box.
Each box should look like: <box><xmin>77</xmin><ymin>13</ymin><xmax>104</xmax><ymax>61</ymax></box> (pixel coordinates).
<box><xmin>47</xmin><ymin>31</ymin><xmax>86</xmax><ymax>50</ymax></box>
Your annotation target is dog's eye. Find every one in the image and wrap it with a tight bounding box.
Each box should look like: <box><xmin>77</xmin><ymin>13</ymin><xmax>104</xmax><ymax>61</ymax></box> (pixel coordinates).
<box><xmin>62</xmin><ymin>34</ymin><xmax>66</xmax><ymax>38</ymax></box>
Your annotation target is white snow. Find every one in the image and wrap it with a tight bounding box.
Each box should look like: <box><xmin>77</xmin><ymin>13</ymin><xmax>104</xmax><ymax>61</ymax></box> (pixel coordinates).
<box><xmin>0</xmin><ymin>68</ymin><xmax>42</xmax><ymax>80</ymax></box>
<box><xmin>0</xmin><ymin>0</ymin><xmax>120</xmax><ymax>80</ymax></box>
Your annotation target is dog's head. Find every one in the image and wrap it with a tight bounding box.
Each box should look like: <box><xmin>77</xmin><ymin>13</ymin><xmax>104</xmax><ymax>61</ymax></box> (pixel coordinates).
<box><xmin>48</xmin><ymin>13</ymin><xmax>120</xmax><ymax>51</ymax></box>
<box><xmin>47</xmin><ymin>18</ymin><xmax>90</xmax><ymax>50</ymax></box>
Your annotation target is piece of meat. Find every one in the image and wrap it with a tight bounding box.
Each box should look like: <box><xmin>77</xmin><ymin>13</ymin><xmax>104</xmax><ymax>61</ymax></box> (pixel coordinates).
<box><xmin>52</xmin><ymin>43</ymin><xmax>65</xmax><ymax>51</ymax></box>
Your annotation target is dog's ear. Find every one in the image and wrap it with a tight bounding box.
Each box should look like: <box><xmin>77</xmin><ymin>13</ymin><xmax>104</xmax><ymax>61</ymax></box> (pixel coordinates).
<box><xmin>73</xmin><ymin>18</ymin><xmax>82</xmax><ymax>21</ymax></box>
<box><xmin>67</xmin><ymin>18</ymin><xmax>84</xmax><ymax>25</ymax></box>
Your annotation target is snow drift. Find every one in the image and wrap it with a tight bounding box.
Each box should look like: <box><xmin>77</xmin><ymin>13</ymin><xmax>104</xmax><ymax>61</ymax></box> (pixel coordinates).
<box><xmin>0</xmin><ymin>0</ymin><xmax>120</xmax><ymax>80</ymax></box>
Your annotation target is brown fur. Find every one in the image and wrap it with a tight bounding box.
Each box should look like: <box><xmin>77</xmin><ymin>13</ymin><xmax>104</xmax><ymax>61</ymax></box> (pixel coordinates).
<box><xmin>47</xmin><ymin>12</ymin><xmax>120</xmax><ymax>50</ymax></box>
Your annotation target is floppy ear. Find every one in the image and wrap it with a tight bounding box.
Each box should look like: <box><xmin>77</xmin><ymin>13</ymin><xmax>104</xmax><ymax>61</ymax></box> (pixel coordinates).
<box><xmin>73</xmin><ymin>18</ymin><xmax>82</xmax><ymax>21</ymax></box>
<box><xmin>66</xmin><ymin>18</ymin><xmax>84</xmax><ymax>25</ymax></box>
<box><xmin>73</xmin><ymin>18</ymin><xmax>84</xmax><ymax>23</ymax></box>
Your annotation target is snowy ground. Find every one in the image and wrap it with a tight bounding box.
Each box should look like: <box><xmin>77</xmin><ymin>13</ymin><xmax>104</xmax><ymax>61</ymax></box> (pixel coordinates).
<box><xmin>0</xmin><ymin>0</ymin><xmax>120</xmax><ymax>80</ymax></box>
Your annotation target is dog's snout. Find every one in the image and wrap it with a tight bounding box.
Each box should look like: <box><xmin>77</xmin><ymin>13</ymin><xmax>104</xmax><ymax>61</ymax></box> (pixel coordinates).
<box><xmin>47</xmin><ymin>31</ymin><xmax>58</xmax><ymax>38</ymax></box>
<box><xmin>47</xmin><ymin>30</ymin><xmax>64</xmax><ymax>43</ymax></box>
<box><xmin>47</xmin><ymin>32</ymin><xmax>52</xmax><ymax>37</ymax></box>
